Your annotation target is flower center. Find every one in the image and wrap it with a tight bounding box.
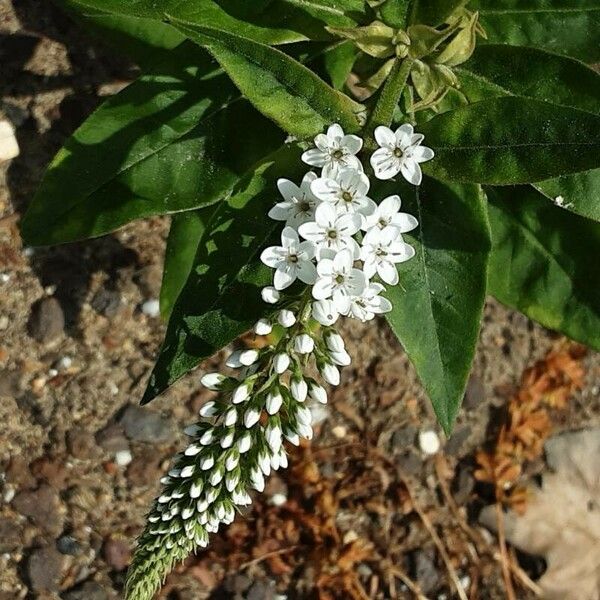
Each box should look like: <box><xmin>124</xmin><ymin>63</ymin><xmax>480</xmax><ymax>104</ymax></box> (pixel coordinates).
<box><xmin>332</xmin><ymin>149</ymin><xmax>344</xmax><ymax>159</ymax></box>
<box><xmin>376</xmin><ymin>247</ymin><xmax>388</xmax><ymax>257</ymax></box>
<box><xmin>299</xmin><ymin>201</ymin><xmax>311</xmax><ymax>212</ymax></box>
<box><xmin>378</xmin><ymin>218</ymin><xmax>388</xmax><ymax>228</ymax></box>
<box><xmin>288</xmin><ymin>254</ymin><xmax>299</xmax><ymax>263</ymax></box>
<box><xmin>327</xmin><ymin>230</ymin><xmax>338</xmax><ymax>240</ymax></box>
<box><xmin>335</xmin><ymin>274</ymin><xmax>345</xmax><ymax>284</ymax></box>
<box><xmin>342</xmin><ymin>191</ymin><xmax>353</xmax><ymax>203</ymax></box>
<box><xmin>393</xmin><ymin>147</ymin><xmax>404</xmax><ymax>158</ymax></box>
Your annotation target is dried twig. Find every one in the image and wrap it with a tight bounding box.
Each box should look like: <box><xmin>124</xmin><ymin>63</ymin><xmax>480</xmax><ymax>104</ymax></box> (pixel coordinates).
<box><xmin>495</xmin><ymin>500</ymin><xmax>517</xmax><ymax>600</ymax></box>
<box><xmin>239</xmin><ymin>545</ymin><xmax>298</xmax><ymax>570</ymax></box>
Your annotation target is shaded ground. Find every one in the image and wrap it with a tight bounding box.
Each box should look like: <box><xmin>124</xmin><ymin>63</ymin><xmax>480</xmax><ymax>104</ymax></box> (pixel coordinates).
<box><xmin>1</xmin><ymin>2</ymin><xmax>599</xmax><ymax>599</ymax></box>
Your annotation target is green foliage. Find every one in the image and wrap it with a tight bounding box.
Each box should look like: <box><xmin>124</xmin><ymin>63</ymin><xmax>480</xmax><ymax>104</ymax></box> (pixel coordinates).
<box><xmin>487</xmin><ymin>186</ymin><xmax>600</xmax><ymax>351</ymax></box>
<box><xmin>170</xmin><ymin>20</ymin><xmax>364</xmax><ymax>138</ymax></box>
<box><xmin>410</xmin><ymin>0</ymin><xmax>469</xmax><ymax>26</ymax></box>
<box><xmin>322</xmin><ymin>41</ymin><xmax>359</xmax><ymax>89</ymax></box>
<box><xmin>471</xmin><ymin>0</ymin><xmax>600</xmax><ymax>62</ymax></box>
<box><xmin>160</xmin><ymin>209</ymin><xmax>214</xmax><ymax>320</ymax></box>
<box><xmin>143</xmin><ymin>145</ymin><xmax>304</xmax><ymax>403</ymax></box>
<box><xmin>384</xmin><ymin>178</ymin><xmax>490</xmax><ymax>433</ymax></box>
<box><xmin>20</xmin><ymin>46</ymin><xmax>283</xmax><ymax>245</ymax></box>
<box><xmin>421</xmin><ymin>97</ymin><xmax>600</xmax><ymax>184</ymax></box>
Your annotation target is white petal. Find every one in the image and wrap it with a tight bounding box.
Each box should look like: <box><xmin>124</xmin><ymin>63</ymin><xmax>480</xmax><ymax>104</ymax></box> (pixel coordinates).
<box><xmin>314</xmin><ymin>133</ymin><xmax>330</xmax><ymax>152</ymax></box>
<box><xmin>260</xmin><ymin>246</ymin><xmax>285</xmax><ymax>268</ymax></box>
<box><xmin>302</xmin><ymin>148</ymin><xmax>327</xmax><ymax>167</ymax></box>
<box><xmin>374</xmin><ymin>125</ymin><xmax>396</xmax><ymax>148</ymax></box>
<box><xmin>370</xmin><ymin>147</ymin><xmax>400</xmax><ymax>180</ymax></box>
<box><xmin>311</xmin><ymin>177</ymin><xmax>340</xmax><ymax>203</ymax></box>
<box><xmin>327</xmin><ymin>123</ymin><xmax>344</xmax><ymax>142</ymax></box>
<box><xmin>412</xmin><ymin>145</ymin><xmax>435</xmax><ymax>162</ymax></box>
<box><xmin>312</xmin><ymin>277</ymin><xmax>334</xmax><ymax>300</ymax></box>
<box><xmin>391</xmin><ymin>213</ymin><xmax>418</xmax><ymax>233</ymax></box>
<box><xmin>296</xmin><ymin>260</ymin><xmax>318</xmax><ymax>285</ymax></box>
<box><xmin>274</xmin><ymin>265</ymin><xmax>295</xmax><ymax>290</ymax></box>
<box><xmin>315</xmin><ymin>202</ymin><xmax>337</xmax><ymax>227</ymax></box>
<box><xmin>268</xmin><ymin>203</ymin><xmax>292</xmax><ymax>221</ymax></box>
<box><xmin>281</xmin><ymin>226</ymin><xmax>299</xmax><ymax>248</ymax></box>
<box><xmin>337</xmin><ymin>213</ymin><xmax>361</xmax><ymax>236</ymax></box>
<box><xmin>298</xmin><ymin>240</ymin><xmax>317</xmax><ymax>260</ymax></box>
<box><xmin>380</xmin><ymin>195</ymin><xmax>401</xmax><ymax>219</ymax></box>
<box><xmin>277</xmin><ymin>178</ymin><xmax>301</xmax><ymax>202</ymax></box>
<box><xmin>400</xmin><ymin>158</ymin><xmax>422</xmax><ymax>186</ymax></box>
<box><xmin>298</xmin><ymin>221</ymin><xmax>323</xmax><ymax>242</ymax></box>
<box><xmin>378</xmin><ymin>261</ymin><xmax>399</xmax><ymax>285</ymax></box>
<box><xmin>331</xmin><ymin>290</ymin><xmax>351</xmax><ymax>314</ymax></box>
<box><xmin>333</xmin><ymin>248</ymin><xmax>353</xmax><ymax>272</ymax></box>
<box><xmin>395</xmin><ymin>123</ymin><xmax>414</xmax><ymax>147</ymax></box>
<box><xmin>341</xmin><ymin>134</ymin><xmax>363</xmax><ymax>155</ymax></box>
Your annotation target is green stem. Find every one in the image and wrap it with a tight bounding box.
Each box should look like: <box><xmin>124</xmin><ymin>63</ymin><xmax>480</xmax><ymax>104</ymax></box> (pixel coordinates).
<box><xmin>365</xmin><ymin>57</ymin><xmax>414</xmax><ymax>151</ymax></box>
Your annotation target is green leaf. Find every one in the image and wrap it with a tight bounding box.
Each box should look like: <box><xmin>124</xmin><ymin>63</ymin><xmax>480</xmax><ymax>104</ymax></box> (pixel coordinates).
<box><xmin>376</xmin><ymin>0</ymin><xmax>411</xmax><ymax>28</ymax></box>
<box><xmin>384</xmin><ymin>177</ymin><xmax>491</xmax><ymax>433</ymax></box>
<box><xmin>68</xmin><ymin>0</ymin><xmax>365</xmax><ymax>45</ymax></box>
<box><xmin>322</xmin><ymin>41</ymin><xmax>358</xmax><ymax>90</ymax></box>
<box><xmin>160</xmin><ymin>208</ymin><xmax>215</xmax><ymax>320</ymax></box>
<box><xmin>172</xmin><ymin>20</ymin><xmax>364</xmax><ymax>139</ymax></box>
<box><xmin>471</xmin><ymin>0</ymin><xmax>600</xmax><ymax>63</ymax></box>
<box><xmin>21</xmin><ymin>46</ymin><xmax>283</xmax><ymax>245</ymax></box>
<box><xmin>421</xmin><ymin>97</ymin><xmax>600</xmax><ymax>184</ymax></box>
<box><xmin>143</xmin><ymin>145</ymin><xmax>304</xmax><ymax>404</ymax></box>
<box><xmin>410</xmin><ymin>0</ymin><xmax>469</xmax><ymax>25</ymax></box>
<box><xmin>59</xmin><ymin>0</ymin><xmax>184</xmax><ymax>66</ymax></box>
<box><xmin>462</xmin><ymin>45</ymin><xmax>600</xmax><ymax>114</ymax></box>
<box><xmin>487</xmin><ymin>185</ymin><xmax>600</xmax><ymax>351</ymax></box>
<box><xmin>460</xmin><ymin>46</ymin><xmax>600</xmax><ymax>221</ymax></box>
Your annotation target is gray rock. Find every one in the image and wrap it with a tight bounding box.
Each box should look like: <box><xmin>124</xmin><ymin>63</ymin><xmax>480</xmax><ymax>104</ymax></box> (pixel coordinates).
<box><xmin>61</xmin><ymin>580</ymin><xmax>108</xmax><ymax>600</ymax></box>
<box><xmin>119</xmin><ymin>405</ymin><xmax>174</xmax><ymax>443</ymax></box>
<box><xmin>412</xmin><ymin>549</ymin><xmax>440</xmax><ymax>594</ymax></box>
<box><xmin>445</xmin><ymin>426</ymin><xmax>472</xmax><ymax>456</ymax></box>
<box><xmin>95</xmin><ymin>423</ymin><xmax>129</xmax><ymax>453</ymax></box>
<box><xmin>13</xmin><ymin>484</ymin><xmax>64</xmax><ymax>535</ymax></box>
<box><xmin>28</xmin><ymin>297</ymin><xmax>65</xmax><ymax>343</ymax></box>
<box><xmin>391</xmin><ymin>425</ymin><xmax>417</xmax><ymax>450</ymax></box>
<box><xmin>0</xmin><ymin>516</ymin><xmax>23</xmax><ymax>552</ymax></box>
<box><xmin>463</xmin><ymin>375</ymin><xmax>485</xmax><ymax>410</ymax></box>
<box><xmin>27</xmin><ymin>545</ymin><xmax>65</xmax><ymax>592</ymax></box>
<box><xmin>90</xmin><ymin>288</ymin><xmax>121</xmax><ymax>318</ymax></box>
<box><xmin>57</xmin><ymin>535</ymin><xmax>82</xmax><ymax>556</ymax></box>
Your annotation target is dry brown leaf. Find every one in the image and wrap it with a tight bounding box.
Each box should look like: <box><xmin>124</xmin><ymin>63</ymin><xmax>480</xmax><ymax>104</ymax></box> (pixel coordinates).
<box><xmin>481</xmin><ymin>429</ymin><xmax>600</xmax><ymax>600</ymax></box>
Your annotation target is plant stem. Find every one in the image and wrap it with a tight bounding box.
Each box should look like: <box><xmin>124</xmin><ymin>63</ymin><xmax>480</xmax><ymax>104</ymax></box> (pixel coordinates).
<box><xmin>364</xmin><ymin>57</ymin><xmax>414</xmax><ymax>150</ymax></box>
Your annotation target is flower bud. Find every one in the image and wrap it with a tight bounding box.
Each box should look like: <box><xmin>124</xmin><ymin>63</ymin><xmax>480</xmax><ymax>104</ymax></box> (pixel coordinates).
<box><xmin>258</xmin><ymin>452</ymin><xmax>271</xmax><ymax>476</ymax></box>
<box><xmin>277</xmin><ymin>309</ymin><xmax>296</xmax><ymax>328</ymax></box>
<box><xmin>184</xmin><ymin>444</ymin><xmax>201</xmax><ymax>456</ymax></box>
<box><xmin>232</xmin><ymin>382</ymin><xmax>250</xmax><ymax>404</ymax></box>
<box><xmin>297</xmin><ymin>421</ymin><xmax>314</xmax><ymax>440</ymax></box>
<box><xmin>273</xmin><ymin>352</ymin><xmax>290</xmax><ymax>374</ymax></box>
<box><xmin>180</xmin><ymin>465</ymin><xmax>195</xmax><ymax>478</ymax></box>
<box><xmin>309</xmin><ymin>383</ymin><xmax>328</xmax><ymax>404</ymax></box>
<box><xmin>220</xmin><ymin>430</ymin><xmax>235</xmax><ymax>448</ymax></box>
<box><xmin>200</xmin><ymin>372</ymin><xmax>226</xmax><ymax>390</ymax></box>
<box><xmin>284</xmin><ymin>430</ymin><xmax>300</xmax><ymax>446</ymax></box>
<box><xmin>330</xmin><ymin>349</ymin><xmax>351</xmax><ymax>366</ymax></box>
<box><xmin>296</xmin><ymin>405</ymin><xmax>312</xmax><ymax>427</ymax></box>
<box><xmin>312</xmin><ymin>299</ymin><xmax>339</xmax><ymax>326</ymax></box>
<box><xmin>250</xmin><ymin>468</ymin><xmax>265</xmax><ymax>492</ymax></box>
<box><xmin>244</xmin><ymin>407</ymin><xmax>261</xmax><ymax>428</ymax></box>
<box><xmin>294</xmin><ymin>333</ymin><xmax>314</xmax><ymax>354</ymax></box>
<box><xmin>265</xmin><ymin>425</ymin><xmax>282</xmax><ymax>453</ymax></box>
<box><xmin>325</xmin><ymin>331</ymin><xmax>345</xmax><ymax>353</ymax></box>
<box><xmin>261</xmin><ymin>286</ymin><xmax>280</xmax><ymax>304</ymax></box>
<box><xmin>190</xmin><ymin>481</ymin><xmax>203</xmax><ymax>498</ymax></box>
<box><xmin>200</xmin><ymin>456</ymin><xmax>214</xmax><ymax>471</ymax></box>
<box><xmin>209</xmin><ymin>469</ymin><xmax>223</xmax><ymax>486</ymax></box>
<box><xmin>320</xmin><ymin>363</ymin><xmax>340</xmax><ymax>386</ymax></box>
<box><xmin>223</xmin><ymin>407</ymin><xmax>237</xmax><ymax>427</ymax></box>
<box><xmin>225</xmin><ymin>453</ymin><xmax>239</xmax><ymax>471</ymax></box>
<box><xmin>200</xmin><ymin>429</ymin><xmax>214</xmax><ymax>445</ymax></box>
<box><xmin>199</xmin><ymin>401</ymin><xmax>217</xmax><ymax>417</ymax></box>
<box><xmin>291</xmin><ymin>377</ymin><xmax>308</xmax><ymax>402</ymax></box>
<box><xmin>237</xmin><ymin>432</ymin><xmax>252</xmax><ymax>453</ymax></box>
<box><xmin>266</xmin><ymin>391</ymin><xmax>283</xmax><ymax>415</ymax></box>
<box><xmin>254</xmin><ymin>318</ymin><xmax>273</xmax><ymax>336</ymax></box>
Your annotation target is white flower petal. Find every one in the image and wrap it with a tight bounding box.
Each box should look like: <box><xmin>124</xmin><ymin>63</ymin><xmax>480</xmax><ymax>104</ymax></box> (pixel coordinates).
<box><xmin>327</xmin><ymin>123</ymin><xmax>344</xmax><ymax>141</ymax></box>
<box><xmin>400</xmin><ymin>158</ymin><xmax>422</xmax><ymax>185</ymax></box>
<box><xmin>378</xmin><ymin>261</ymin><xmax>399</xmax><ymax>285</ymax></box>
<box><xmin>341</xmin><ymin>134</ymin><xmax>363</xmax><ymax>155</ymax></box>
<box><xmin>260</xmin><ymin>246</ymin><xmax>285</xmax><ymax>268</ymax></box>
<box><xmin>296</xmin><ymin>260</ymin><xmax>318</xmax><ymax>285</ymax></box>
<box><xmin>281</xmin><ymin>226</ymin><xmax>299</xmax><ymax>248</ymax></box>
<box><xmin>274</xmin><ymin>265</ymin><xmax>295</xmax><ymax>290</ymax></box>
<box><xmin>412</xmin><ymin>145</ymin><xmax>435</xmax><ymax>162</ymax></box>
<box><xmin>374</xmin><ymin>125</ymin><xmax>396</xmax><ymax>148</ymax></box>
<box><xmin>370</xmin><ymin>147</ymin><xmax>400</xmax><ymax>180</ymax></box>
<box><xmin>302</xmin><ymin>148</ymin><xmax>327</xmax><ymax>166</ymax></box>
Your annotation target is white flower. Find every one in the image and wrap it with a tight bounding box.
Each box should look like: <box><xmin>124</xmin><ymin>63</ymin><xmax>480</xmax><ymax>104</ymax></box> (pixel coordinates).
<box><xmin>268</xmin><ymin>172</ymin><xmax>320</xmax><ymax>228</ymax></box>
<box><xmin>346</xmin><ymin>283</ymin><xmax>392</xmax><ymax>322</ymax></box>
<box><xmin>237</xmin><ymin>432</ymin><xmax>252</xmax><ymax>453</ymax></box>
<box><xmin>244</xmin><ymin>407</ymin><xmax>261</xmax><ymax>428</ymax></box>
<box><xmin>294</xmin><ymin>334</ymin><xmax>314</xmax><ymax>354</ymax></box>
<box><xmin>261</xmin><ymin>286</ymin><xmax>280</xmax><ymax>304</ymax></box>
<box><xmin>311</xmin><ymin>169</ymin><xmax>376</xmax><ymax>216</ymax></box>
<box><xmin>226</xmin><ymin>349</ymin><xmax>258</xmax><ymax>368</ymax></box>
<box><xmin>330</xmin><ymin>349</ymin><xmax>351</xmax><ymax>366</ymax></box>
<box><xmin>312</xmin><ymin>299</ymin><xmax>339</xmax><ymax>326</ymax></box>
<box><xmin>232</xmin><ymin>382</ymin><xmax>251</xmax><ymax>404</ymax></box>
<box><xmin>312</xmin><ymin>249</ymin><xmax>366</xmax><ymax>313</ymax></box>
<box><xmin>223</xmin><ymin>407</ymin><xmax>238</xmax><ymax>427</ymax></box>
<box><xmin>362</xmin><ymin>195</ymin><xmax>418</xmax><ymax>238</ymax></box>
<box><xmin>361</xmin><ymin>227</ymin><xmax>415</xmax><ymax>285</ymax></box>
<box><xmin>370</xmin><ymin>124</ymin><xmax>434</xmax><ymax>184</ymax></box>
<box><xmin>199</xmin><ymin>401</ymin><xmax>217</xmax><ymax>417</ymax></box>
<box><xmin>265</xmin><ymin>424</ymin><xmax>282</xmax><ymax>453</ymax></box>
<box><xmin>260</xmin><ymin>226</ymin><xmax>318</xmax><ymax>290</ymax></box>
<box><xmin>301</xmin><ymin>123</ymin><xmax>363</xmax><ymax>178</ymax></box>
<box><xmin>324</xmin><ymin>331</ymin><xmax>345</xmax><ymax>353</ymax></box>
<box><xmin>298</xmin><ymin>203</ymin><xmax>361</xmax><ymax>259</ymax></box>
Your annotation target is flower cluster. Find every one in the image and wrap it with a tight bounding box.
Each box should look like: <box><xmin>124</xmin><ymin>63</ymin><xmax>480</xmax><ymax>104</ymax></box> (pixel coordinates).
<box><xmin>261</xmin><ymin>122</ymin><xmax>432</xmax><ymax>324</ymax></box>
<box><xmin>126</xmin><ymin>123</ymin><xmax>433</xmax><ymax>599</ymax></box>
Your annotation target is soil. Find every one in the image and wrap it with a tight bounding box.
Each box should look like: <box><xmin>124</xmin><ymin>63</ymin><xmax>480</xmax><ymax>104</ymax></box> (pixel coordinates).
<box><xmin>1</xmin><ymin>2</ymin><xmax>599</xmax><ymax>599</ymax></box>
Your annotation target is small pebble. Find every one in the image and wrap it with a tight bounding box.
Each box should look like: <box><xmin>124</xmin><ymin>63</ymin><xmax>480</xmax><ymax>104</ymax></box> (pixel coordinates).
<box><xmin>332</xmin><ymin>425</ymin><xmax>347</xmax><ymax>438</ymax></box>
<box><xmin>418</xmin><ymin>430</ymin><xmax>441</xmax><ymax>455</ymax></box>
<box><xmin>270</xmin><ymin>493</ymin><xmax>287</xmax><ymax>507</ymax></box>
<box><xmin>2</xmin><ymin>485</ymin><xmax>15</xmax><ymax>503</ymax></box>
<box><xmin>0</xmin><ymin>120</ymin><xmax>19</xmax><ymax>162</ymax></box>
<box><xmin>0</xmin><ymin>273</ymin><xmax>10</xmax><ymax>283</ymax></box>
<box><xmin>141</xmin><ymin>299</ymin><xmax>160</xmax><ymax>317</ymax></box>
<box><xmin>115</xmin><ymin>450</ymin><xmax>132</xmax><ymax>467</ymax></box>
<box><xmin>56</xmin><ymin>356</ymin><xmax>73</xmax><ymax>370</ymax></box>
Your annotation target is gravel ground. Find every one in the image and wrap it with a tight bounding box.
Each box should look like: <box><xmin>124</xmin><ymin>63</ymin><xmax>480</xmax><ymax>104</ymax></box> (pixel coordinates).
<box><xmin>2</xmin><ymin>2</ymin><xmax>599</xmax><ymax>599</ymax></box>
